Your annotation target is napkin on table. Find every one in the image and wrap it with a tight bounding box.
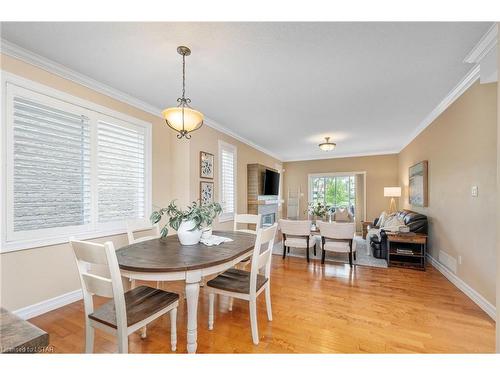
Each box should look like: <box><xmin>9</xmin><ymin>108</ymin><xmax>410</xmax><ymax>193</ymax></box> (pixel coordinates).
<box><xmin>200</xmin><ymin>235</ymin><xmax>234</xmax><ymax>247</ymax></box>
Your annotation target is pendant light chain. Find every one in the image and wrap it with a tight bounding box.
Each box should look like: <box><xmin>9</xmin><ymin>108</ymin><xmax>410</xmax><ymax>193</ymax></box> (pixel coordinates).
<box><xmin>181</xmin><ymin>52</ymin><xmax>186</xmax><ymax>133</ymax></box>
<box><xmin>182</xmin><ymin>52</ymin><xmax>186</xmax><ymax>100</ymax></box>
<box><xmin>162</xmin><ymin>45</ymin><xmax>204</xmax><ymax>139</ymax></box>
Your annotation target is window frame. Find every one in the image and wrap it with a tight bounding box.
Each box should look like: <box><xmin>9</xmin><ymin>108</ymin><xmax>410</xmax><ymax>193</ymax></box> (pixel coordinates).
<box><xmin>307</xmin><ymin>171</ymin><xmax>367</xmax><ymax>221</ymax></box>
<box><xmin>218</xmin><ymin>140</ymin><xmax>237</xmax><ymax>223</ymax></box>
<box><xmin>1</xmin><ymin>72</ymin><xmax>152</xmax><ymax>253</ymax></box>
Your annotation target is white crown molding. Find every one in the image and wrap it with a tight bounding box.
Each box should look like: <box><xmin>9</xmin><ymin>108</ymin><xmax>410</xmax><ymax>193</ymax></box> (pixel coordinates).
<box><xmin>203</xmin><ymin>117</ymin><xmax>283</xmax><ymax>161</ymax></box>
<box><xmin>399</xmin><ymin>64</ymin><xmax>480</xmax><ymax>152</ymax></box>
<box><xmin>1</xmin><ymin>38</ymin><xmax>162</xmax><ymax>116</ymax></box>
<box><xmin>463</xmin><ymin>23</ymin><xmax>498</xmax><ymax>64</ymax></box>
<box><xmin>13</xmin><ymin>289</ymin><xmax>83</xmax><ymax>320</ymax></box>
<box><xmin>282</xmin><ymin>149</ymin><xmax>400</xmax><ymax>162</ymax></box>
<box><xmin>1</xmin><ymin>38</ymin><xmax>284</xmax><ymax>161</ymax></box>
<box><xmin>427</xmin><ymin>254</ymin><xmax>496</xmax><ymax>321</ymax></box>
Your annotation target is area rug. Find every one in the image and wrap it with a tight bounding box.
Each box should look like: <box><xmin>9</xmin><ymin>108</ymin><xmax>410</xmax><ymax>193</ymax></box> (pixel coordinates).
<box><xmin>273</xmin><ymin>235</ymin><xmax>388</xmax><ymax>268</ymax></box>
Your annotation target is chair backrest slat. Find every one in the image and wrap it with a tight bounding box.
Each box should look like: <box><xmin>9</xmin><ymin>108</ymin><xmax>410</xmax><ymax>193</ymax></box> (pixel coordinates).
<box><xmin>279</xmin><ymin>219</ymin><xmax>311</xmax><ymax>236</ymax></box>
<box><xmin>82</xmin><ymin>273</ymin><xmax>114</xmax><ymax>298</ymax></box>
<box><xmin>127</xmin><ymin>219</ymin><xmax>160</xmax><ymax>244</ymax></box>
<box><xmin>72</xmin><ymin>242</ymin><xmax>109</xmax><ymax>265</ymax></box>
<box><xmin>318</xmin><ymin>221</ymin><xmax>355</xmax><ymax>239</ymax></box>
<box><xmin>249</xmin><ymin>224</ymin><xmax>278</xmax><ymax>295</ymax></box>
<box><xmin>234</xmin><ymin>214</ymin><xmax>262</xmax><ymax>234</ymax></box>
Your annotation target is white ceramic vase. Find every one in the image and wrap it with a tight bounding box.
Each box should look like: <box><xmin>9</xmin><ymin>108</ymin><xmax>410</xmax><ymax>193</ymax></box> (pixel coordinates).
<box><xmin>177</xmin><ymin>219</ymin><xmax>202</xmax><ymax>245</ymax></box>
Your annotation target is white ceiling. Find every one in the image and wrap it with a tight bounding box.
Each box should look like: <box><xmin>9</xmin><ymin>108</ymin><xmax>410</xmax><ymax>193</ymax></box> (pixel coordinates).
<box><xmin>0</xmin><ymin>22</ymin><xmax>491</xmax><ymax>161</ymax></box>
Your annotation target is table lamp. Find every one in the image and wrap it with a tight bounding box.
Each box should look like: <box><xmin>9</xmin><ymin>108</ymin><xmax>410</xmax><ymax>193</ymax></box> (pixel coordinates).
<box><xmin>384</xmin><ymin>187</ymin><xmax>401</xmax><ymax>213</ymax></box>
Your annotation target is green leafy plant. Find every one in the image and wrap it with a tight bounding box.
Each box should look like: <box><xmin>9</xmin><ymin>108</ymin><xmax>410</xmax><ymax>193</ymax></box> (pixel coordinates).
<box><xmin>305</xmin><ymin>201</ymin><xmax>330</xmax><ymax>218</ymax></box>
<box><xmin>150</xmin><ymin>200</ymin><xmax>222</xmax><ymax>238</ymax></box>
<box><xmin>201</xmin><ymin>202</ymin><xmax>223</xmax><ymax>227</ymax></box>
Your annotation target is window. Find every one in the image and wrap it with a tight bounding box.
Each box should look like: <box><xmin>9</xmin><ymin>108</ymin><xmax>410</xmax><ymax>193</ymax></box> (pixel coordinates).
<box><xmin>2</xmin><ymin>77</ymin><xmax>151</xmax><ymax>252</ymax></box>
<box><xmin>97</xmin><ymin>118</ymin><xmax>146</xmax><ymax>223</ymax></box>
<box><xmin>218</xmin><ymin>141</ymin><xmax>237</xmax><ymax>222</ymax></box>
<box><xmin>309</xmin><ymin>174</ymin><xmax>356</xmax><ymax>213</ymax></box>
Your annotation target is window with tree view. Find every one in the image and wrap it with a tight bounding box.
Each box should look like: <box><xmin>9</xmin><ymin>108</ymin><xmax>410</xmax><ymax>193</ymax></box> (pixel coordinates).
<box><xmin>310</xmin><ymin>175</ymin><xmax>356</xmax><ymax>213</ymax></box>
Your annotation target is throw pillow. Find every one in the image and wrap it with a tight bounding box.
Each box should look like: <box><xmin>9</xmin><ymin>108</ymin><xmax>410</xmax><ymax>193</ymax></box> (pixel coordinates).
<box><xmin>378</xmin><ymin>211</ymin><xmax>387</xmax><ymax>227</ymax></box>
<box><xmin>382</xmin><ymin>214</ymin><xmax>404</xmax><ymax>229</ymax></box>
<box><xmin>334</xmin><ymin>208</ymin><xmax>352</xmax><ymax>222</ymax></box>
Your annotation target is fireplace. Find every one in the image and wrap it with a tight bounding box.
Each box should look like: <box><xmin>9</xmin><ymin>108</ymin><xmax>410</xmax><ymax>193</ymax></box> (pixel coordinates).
<box><xmin>262</xmin><ymin>212</ymin><xmax>276</xmax><ymax>227</ymax></box>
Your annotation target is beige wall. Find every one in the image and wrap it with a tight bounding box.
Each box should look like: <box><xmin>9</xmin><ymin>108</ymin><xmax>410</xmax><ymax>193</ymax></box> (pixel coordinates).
<box><xmin>399</xmin><ymin>81</ymin><xmax>497</xmax><ymax>305</ymax></box>
<box><xmin>0</xmin><ymin>54</ymin><xmax>279</xmax><ymax>311</ymax></box>
<box><xmin>188</xmin><ymin>125</ymin><xmax>281</xmax><ymax>231</ymax></box>
<box><xmin>282</xmin><ymin>154</ymin><xmax>399</xmax><ymax>221</ymax></box>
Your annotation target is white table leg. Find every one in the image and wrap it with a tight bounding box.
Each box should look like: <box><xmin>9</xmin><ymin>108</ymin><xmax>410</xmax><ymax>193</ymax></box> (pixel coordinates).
<box><xmin>185</xmin><ymin>280</ymin><xmax>200</xmax><ymax>353</ymax></box>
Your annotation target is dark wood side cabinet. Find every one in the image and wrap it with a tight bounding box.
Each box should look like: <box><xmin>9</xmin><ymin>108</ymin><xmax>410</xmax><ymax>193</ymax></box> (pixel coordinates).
<box><xmin>387</xmin><ymin>233</ymin><xmax>427</xmax><ymax>271</ymax></box>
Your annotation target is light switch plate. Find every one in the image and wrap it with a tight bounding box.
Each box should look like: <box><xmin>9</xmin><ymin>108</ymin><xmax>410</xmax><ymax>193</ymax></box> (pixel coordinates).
<box><xmin>471</xmin><ymin>185</ymin><xmax>478</xmax><ymax>197</ymax></box>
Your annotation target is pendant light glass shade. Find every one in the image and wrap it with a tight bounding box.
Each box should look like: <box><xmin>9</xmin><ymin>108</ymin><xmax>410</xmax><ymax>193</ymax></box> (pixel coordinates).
<box><xmin>163</xmin><ymin>46</ymin><xmax>204</xmax><ymax>139</ymax></box>
<box><xmin>162</xmin><ymin>106</ymin><xmax>204</xmax><ymax>134</ymax></box>
<box><xmin>318</xmin><ymin>137</ymin><xmax>336</xmax><ymax>151</ymax></box>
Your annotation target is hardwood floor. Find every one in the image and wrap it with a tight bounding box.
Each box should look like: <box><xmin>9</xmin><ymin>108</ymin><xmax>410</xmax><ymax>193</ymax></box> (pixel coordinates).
<box><xmin>29</xmin><ymin>256</ymin><xmax>495</xmax><ymax>353</ymax></box>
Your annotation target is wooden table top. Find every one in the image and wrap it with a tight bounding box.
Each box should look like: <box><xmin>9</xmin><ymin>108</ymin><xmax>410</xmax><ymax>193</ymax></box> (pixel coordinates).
<box><xmin>387</xmin><ymin>232</ymin><xmax>427</xmax><ymax>244</ymax></box>
<box><xmin>1</xmin><ymin>307</ymin><xmax>49</xmax><ymax>353</ymax></box>
<box><xmin>116</xmin><ymin>231</ymin><xmax>256</xmax><ymax>273</ymax></box>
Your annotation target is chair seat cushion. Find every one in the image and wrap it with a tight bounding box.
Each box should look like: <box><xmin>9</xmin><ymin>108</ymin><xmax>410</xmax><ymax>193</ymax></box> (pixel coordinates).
<box><xmin>324</xmin><ymin>240</ymin><xmax>356</xmax><ymax>253</ymax></box>
<box><xmin>284</xmin><ymin>236</ymin><xmax>315</xmax><ymax>248</ymax></box>
<box><xmin>88</xmin><ymin>285</ymin><xmax>179</xmax><ymax>329</ymax></box>
<box><xmin>207</xmin><ymin>268</ymin><xmax>268</xmax><ymax>294</ymax></box>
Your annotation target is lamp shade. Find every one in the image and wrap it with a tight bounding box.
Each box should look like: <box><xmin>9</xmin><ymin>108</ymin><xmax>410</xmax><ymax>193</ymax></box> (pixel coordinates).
<box><xmin>162</xmin><ymin>106</ymin><xmax>204</xmax><ymax>133</ymax></box>
<box><xmin>384</xmin><ymin>186</ymin><xmax>401</xmax><ymax>197</ymax></box>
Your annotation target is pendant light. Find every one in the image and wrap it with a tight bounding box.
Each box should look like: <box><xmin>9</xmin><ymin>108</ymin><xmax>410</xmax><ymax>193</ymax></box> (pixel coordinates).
<box><xmin>318</xmin><ymin>137</ymin><xmax>336</xmax><ymax>151</ymax></box>
<box><xmin>162</xmin><ymin>46</ymin><xmax>204</xmax><ymax>139</ymax></box>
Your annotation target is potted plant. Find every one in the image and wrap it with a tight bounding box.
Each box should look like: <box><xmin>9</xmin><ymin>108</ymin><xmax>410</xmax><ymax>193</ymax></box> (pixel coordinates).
<box><xmin>200</xmin><ymin>202</ymin><xmax>223</xmax><ymax>239</ymax></box>
<box><xmin>150</xmin><ymin>200</ymin><xmax>223</xmax><ymax>245</ymax></box>
<box><xmin>305</xmin><ymin>201</ymin><xmax>330</xmax><ymax>226</ymax></box>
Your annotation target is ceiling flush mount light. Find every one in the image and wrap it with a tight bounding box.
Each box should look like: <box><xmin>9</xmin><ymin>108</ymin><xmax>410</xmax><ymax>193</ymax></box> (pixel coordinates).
<box><xmin>318</xmin><ymin>137</ymin><xmax>336</xmax><ymax>151</ymax></box>
<box><xmin>162</xmin><ymin>46</ymin><xmax>204</xmax><ymax>139</ymax></box>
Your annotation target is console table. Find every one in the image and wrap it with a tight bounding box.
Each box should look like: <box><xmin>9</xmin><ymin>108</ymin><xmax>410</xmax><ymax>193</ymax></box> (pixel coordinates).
<box><xmin>387</xmin><ymin>233</ymin><xmax>427</xmax><ymax>271</ymax></box>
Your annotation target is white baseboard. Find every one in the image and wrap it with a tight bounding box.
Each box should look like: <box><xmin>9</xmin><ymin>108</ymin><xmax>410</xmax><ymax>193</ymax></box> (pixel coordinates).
<box><xmin>13</xmin><ymin>289</ymin><xmax>83</xmax><ymax>320</ymax></box>
<box><xmin>427</xmin><ymin>254</ymin><xmax>496</xmax><ymax>321</ymax></box>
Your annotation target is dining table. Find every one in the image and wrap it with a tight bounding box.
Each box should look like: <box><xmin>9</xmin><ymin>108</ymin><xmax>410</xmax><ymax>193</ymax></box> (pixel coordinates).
<box><xmin>115</xmin><ymin>230</ymin><xmax>256</xmax><ymax>354</ymax></box>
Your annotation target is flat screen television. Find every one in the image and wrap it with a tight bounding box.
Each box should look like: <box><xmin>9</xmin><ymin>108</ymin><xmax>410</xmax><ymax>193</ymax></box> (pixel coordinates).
<box><xmin>263</xmin><ymin>169</ymin><xmax>280</xmax><ymax>196</ymax></box>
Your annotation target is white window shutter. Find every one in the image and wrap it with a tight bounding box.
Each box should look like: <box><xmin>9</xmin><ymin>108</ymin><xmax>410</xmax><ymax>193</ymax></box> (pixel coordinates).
<box><xmin>12</xmin><ymin>96</ymin><xmax>91</xmax><ymax>231</ymax></box>
<box><xmin>3</xmin><ymin>80</ymin><xmax>152</xmax><ymax>252</ymax></box>
<box><xmin>97</xmin><ymin>120</ymin><xmax>146</xmax><ymax>223</ymax></box>
<box><xmin>219</xmin><ymin>142</ymin><xmax>236</xmax><ymax>220</ymax></box>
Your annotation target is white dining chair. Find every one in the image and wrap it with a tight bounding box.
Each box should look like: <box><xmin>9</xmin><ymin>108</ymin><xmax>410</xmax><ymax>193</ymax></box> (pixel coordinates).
<box><xmin>126</xmin><ymin>219</ymin><xmax>161</xmax><ymax>244</ymax></box>
<box><xmin>69</xmin><ymin>238</ymin><xmax>179</xmax><ymax>353</ymax></box>
<box><xmin>233</xmin><ymin>213</ymin><xmax>262</xmax><ymax>234</ymax></box>
<box><xmin>233</xmin><ymin>213</ymin><xmax>261</xmax><ymax>268</ymax></box>
<box><xmin>278</xmin><ymin>219</ymin><xmax>316</xmax><ymax>262</ymax></box>
<box><xmin>206</xmin><ymin>223</ymin><xmax>278</xmax><ymax>345</ymax></box>
<box><xmin>126</xmin><ymin>219</ymin><xmax>162</xmax><ymax>290</ymax></box>
<box><xmin>318</xmin><ymin>221</ymin><xmax>357</xmax><ymax>266</ymax></box>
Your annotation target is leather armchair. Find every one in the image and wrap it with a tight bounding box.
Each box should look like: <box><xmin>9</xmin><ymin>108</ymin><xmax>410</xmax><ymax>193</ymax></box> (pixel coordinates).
<box><xmin>369</xmin><ymin>210</ymin><xmax>428</xmax><ymax>259</ymax></box>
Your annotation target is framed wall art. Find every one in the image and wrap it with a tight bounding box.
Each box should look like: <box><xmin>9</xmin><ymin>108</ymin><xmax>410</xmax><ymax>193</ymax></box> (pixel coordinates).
<box><xmin>200</xmin><ymin>181</ymin><xmax>214</xmax><ymax>205</ymax></box>
<box><xmin>409</xmin><ymin>160</ymin><xmax>428</xmax><ymax>207</ymax></box>
<box><xmin>200</xmin><ymin>151</ymin><xmax>214</xmax><ymax>179</ymax></box>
